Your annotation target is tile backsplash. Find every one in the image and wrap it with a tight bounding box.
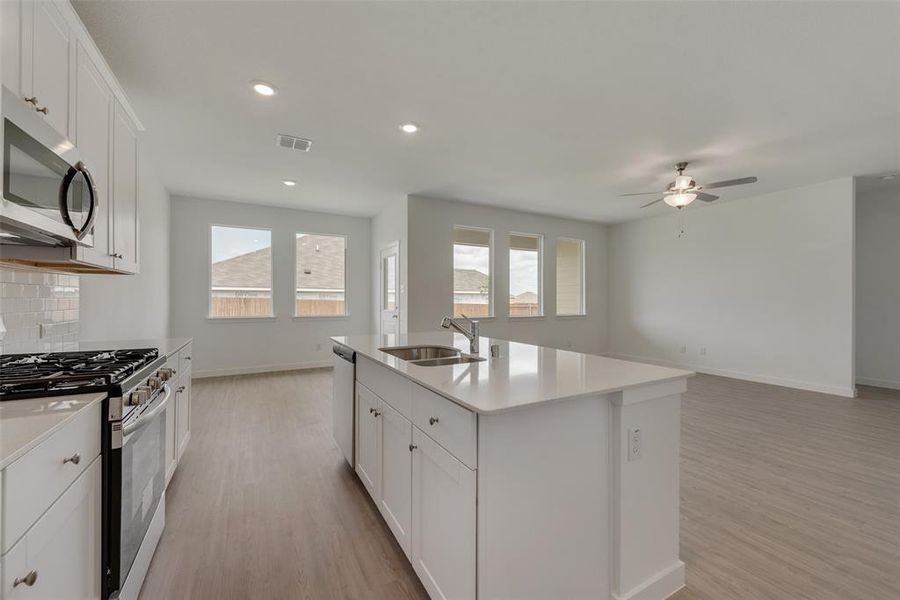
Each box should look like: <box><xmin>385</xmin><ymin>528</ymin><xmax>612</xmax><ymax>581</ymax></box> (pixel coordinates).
<box><xmin>0</xmin><ymin>267</ymin><xmax>80</xmax><ymax>354</ymax></box>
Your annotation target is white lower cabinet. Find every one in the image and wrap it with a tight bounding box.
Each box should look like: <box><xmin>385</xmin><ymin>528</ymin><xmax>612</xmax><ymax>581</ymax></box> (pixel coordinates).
<box><xmin>2</xmin><ymin>456</ymin><xmax>102</xmax><ymax>600</ymax></box>
<box><xmin>378</xmin><ymin>400</ymin><xmax>413</xmax><ymax>559</ymax></box>
<box><xmin>355</xmin><ymin>385</ymin><xmax>380</xmax><ymax>500</ymax></box>
<box><xmin>411</xmin><ymin>429</ymin><xmax>476</xmax><ymax>600</ymax></box>
<box><xmin>175</xmin><ymin>375</ymin><xmax>192</xmax><ymax>461</ymax></box>
<box><xmin>165</xmin><ymin>398</ymin><xmax>177</xmax><ymax>485</ymax></box>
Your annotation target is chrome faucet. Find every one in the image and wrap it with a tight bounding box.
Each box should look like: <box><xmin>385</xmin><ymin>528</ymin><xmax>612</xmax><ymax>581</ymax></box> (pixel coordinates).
<box><xmin>440</xmin><ymin>315</ymin><xmax>480</xmax><ymax>354</ymax></box>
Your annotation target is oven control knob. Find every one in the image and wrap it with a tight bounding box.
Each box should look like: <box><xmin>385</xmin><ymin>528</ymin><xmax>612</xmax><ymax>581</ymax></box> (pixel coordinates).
<box><xmin>148</xmin><ymin>376</ymin><xmax>161</xmax><ymax>390</ymax></box>
<box><xmin>158</xmin><ymin>368</ymin><xmax>174</xmax><ymax>381</ymax></box>
<box><xmin>129</xmin><ymin>386</ymin><xmax>151</xmax><ymax>406</ymax></box>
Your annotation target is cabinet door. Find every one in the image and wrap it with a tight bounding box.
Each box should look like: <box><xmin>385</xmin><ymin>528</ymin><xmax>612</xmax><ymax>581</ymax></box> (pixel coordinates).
<box><xmin>165</xmin><ymin>399</ymin><xmax>177</xmax><ymax>485</ymax></box>
<box><xmin>176</xmin><ymin>376</ymin><xmax>191</xmax><ymax>461</ymax></box>
<box><xmin>112</xmin><ymin>100</ymin><xmax>139</xmax><ymax>273</ymax></box>
<box><xmin>355</xmin><ymin>385</ymin><xmax>380</xmax><ymax>501</ymax></box>
<box><xmin>379</xmin><ymin>400</ymin><xmax>413</xmax><ymax>558</ymax></box>
<box><xmin>411</xmin><ymin>429</ymin><xmax>476</xmax><ymax>600</ymax></box>
<box><xmin>2</xmin><ymin>456</ymin><xmax>101</xmax><ymax>600</ymax></box>
<box><xmin>28</xmin><ymin>0</ymin><xmax>72</xmax><ymax>138</ymax></box>
<box><xmin>74</xmin><ymin>40</ymin><xmax>113</xmax><ymax>268</ymax></box>
<box><xmin>1</xmin><ymin>0</ymin><xmax>23</xmax><ymax>96</ymax></box>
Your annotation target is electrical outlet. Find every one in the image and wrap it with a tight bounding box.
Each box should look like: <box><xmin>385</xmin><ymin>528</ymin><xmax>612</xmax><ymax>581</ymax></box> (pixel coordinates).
<box><xmin>627</xmin><ymin>427</ymin><xmax>642</xmax><ymax>461</ymax></box>
<box><xmin>699</xmin><ymin>347</ymin><xmax>707</xmax><ymax>356</ymax></box>
<box><xmin>679</xmin><ymin>345</ymin><xmax>686</xmax><ymax>354</ymax></box>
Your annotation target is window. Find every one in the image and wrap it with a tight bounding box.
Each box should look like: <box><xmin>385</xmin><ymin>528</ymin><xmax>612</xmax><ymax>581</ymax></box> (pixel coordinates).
<box><xmin>296</xmin><ymin>233</ymin><xmax>347</xmax><ymax>316</ymax></box>
<box><xmin>509</xmin><ymin>233</ymin><xmax>542</xmax><ymax>317</ymax></box>
<box><xmin>210</xmin><ymin>225</ymin><xmax>273</xmax><ymax>318</ymax></box>
<box><xmin>453</xmin><ymin>227</ymin><xmax>492</xmax><ymax>318</ymax></box>
<box><xmin>556</xmin><ymin>238</ymin><xmax>585</xmax><ymax>316</ymax></box>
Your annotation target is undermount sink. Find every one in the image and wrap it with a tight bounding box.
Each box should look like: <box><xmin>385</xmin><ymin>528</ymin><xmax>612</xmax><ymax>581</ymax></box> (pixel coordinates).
<box><xmin>412</xmin><ymin>355</ymin><xmax>486</xmax><ymax>367</ymax></box>
<box><xmin>378</xmin><ymin>345</ymin><xmax>486</xmax><ymax>367</ymax></box>
<box><xmin>379</xmin><ymin>345</ymin><xmax>462</xmax><ymax>361</ymax></box>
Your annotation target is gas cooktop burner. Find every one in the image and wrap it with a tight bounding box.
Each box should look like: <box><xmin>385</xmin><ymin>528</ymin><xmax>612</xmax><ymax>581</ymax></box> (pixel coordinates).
<box><xmin>0</xmin><ymin>348</ymin><xmax>160</xmax><ymax>400</ymax></box>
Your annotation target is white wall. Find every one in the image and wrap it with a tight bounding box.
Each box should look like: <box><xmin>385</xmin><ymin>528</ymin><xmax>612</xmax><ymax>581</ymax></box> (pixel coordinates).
<box><xmin>405</xmin><ymin>195</ymin><xmax>609</xmax><ymax>354</ymax></box>
<box><xmin>80</xmin><ymin>159</ymin><xmax>171</xmax><ymax>341</ymax></box>
<box><xmin>370</xmin><ymin>196</ymin><xmax>408</xmax><ymax>334</ymax></box>
<box><xmin>170</xmin><ymin>195</ymin><xmax>371</xmax><ymax>377</ymax></box>
<box><xmin>608</xmin><ymin>177</ymin><xmax>856</xmax><ymax>397</ymax></box>
<box><xmin>855</xmin><ymin>182</ymin><xmax>900</xmax><ymax>390</ymax></box>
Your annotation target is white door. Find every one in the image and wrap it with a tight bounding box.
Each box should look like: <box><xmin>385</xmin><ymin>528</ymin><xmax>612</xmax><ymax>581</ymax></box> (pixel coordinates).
<box><xmin>175</xmin><ymin>376</ymin><xmax>191</xmax><ymax>460</ymax></box>
<box><xmin>29</xmin><ymin>0</ymin><xmax>72</xmax><ymax>138</ymax></box>
<box><xmin>355</xmin><ymin>385</ymin><xmax>381</xmax><ymax>501</ymax></box>
<box><xmin>379</xmin><ymin>242</ymin><xmax>400</xmax><ymax>337</ymax></box>
<box><xmin>112</xmin><ymin>101</ymin><xmax>139</xmax><ymax>273</ymax></box>
<box><xmin>379</xmin><ymin>401</ymin><xmax>413</xmax><ymax>558</ymax></box>
<box><xmin>2</xmin><ymin>457</ymin><xmax>101</xmax><ymax>600</ymax></box>
<box><xmin>411</xmin><ymin>429</ymin><xmax>476</xmax><ymax>600</ymax></box>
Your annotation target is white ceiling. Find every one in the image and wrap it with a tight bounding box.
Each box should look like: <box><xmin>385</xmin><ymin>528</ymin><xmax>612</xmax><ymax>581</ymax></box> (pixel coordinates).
<box><xmin>73</xmin><ymin>1</ymin><xmax>900</xmax><ymax>223</ymax></box>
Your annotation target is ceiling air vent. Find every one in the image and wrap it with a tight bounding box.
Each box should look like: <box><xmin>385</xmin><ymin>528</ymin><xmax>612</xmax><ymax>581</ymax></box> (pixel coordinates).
<box><xmin>276</xmin><ymin>133</ymin><xmax>313</xmax><ymax>152</ymax></box>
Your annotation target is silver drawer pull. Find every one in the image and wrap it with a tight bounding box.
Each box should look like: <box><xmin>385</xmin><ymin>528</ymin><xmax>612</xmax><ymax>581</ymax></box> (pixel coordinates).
<box><xmin>372</xmin><ymin>410</ymin><xmax>382</xmax><ymax>417</ymax></box>
<box><xmin>184</xmin><ymin>356</ymin><xmax>192</xmax><ymax>361</ymax></box>
<box><xmin>369</xmin><ymin>407</ymin><xmax>376</xmax><ymax>414</ymax></box>
<box><xmin>14</xmin><ymin>570</ymin><xmax>38</xmax><ymax>587</ymax></box>
<box><xmin>24</xmin><ymin>96</ymin><xmax>38</xmax><ymax>106</ymax></box>
<box><xmin>36</xmin><ymin>106</ymin><xmax>49</xmax><ymax>114</ymax></box>
<box><xmin>177</xmin><ymin>386</ymin><xmax>186</xmax><ymax>393</ymax></box>
<box><xmin>409</xmin><ymin>444</ymin><xmax>418</xmax><ymax>452</ymax></box>
<box><xmin>429</xmin><ymin>417</ymin><xmax>439</xmax><ymax>426</ymax></box>
<box><xmin>63</xmin><ymin>453</ymin><xmax>81</xmax><ymax>465</ymax></box>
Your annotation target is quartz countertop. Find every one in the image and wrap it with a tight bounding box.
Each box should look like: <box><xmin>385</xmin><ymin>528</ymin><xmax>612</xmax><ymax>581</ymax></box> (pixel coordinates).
<box><xmin>0</xmin><ymin>392</ymin><xmax>106</xmax><ymax>469</ymax></box>
<box><xmin>331</xmin><ymin>332</ymin><xmax>693</xmax><ymax>414</ymax></box>
<box><xmin>75</xmin><ymin>337</ymin><xmax>191</xmax><ymax>359</ymax></box>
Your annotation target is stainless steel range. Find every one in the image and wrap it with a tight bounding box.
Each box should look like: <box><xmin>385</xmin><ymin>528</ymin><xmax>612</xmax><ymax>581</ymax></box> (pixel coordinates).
<box><xmin>0</xmin><ymin>348</ymin><xmax>177</xmax><ymax>600</ymax></box>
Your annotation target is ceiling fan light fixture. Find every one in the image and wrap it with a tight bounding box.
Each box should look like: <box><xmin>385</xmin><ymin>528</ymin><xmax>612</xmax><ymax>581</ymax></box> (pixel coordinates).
<box><xmin>674</xmin><ymin>175</ymin><xmax>693</xmax><ymax>190</ymax></box>
<box><xmin>664</xmin><ymin>192</ymin><xmax>697</xmax><ymax>208</ymax></box>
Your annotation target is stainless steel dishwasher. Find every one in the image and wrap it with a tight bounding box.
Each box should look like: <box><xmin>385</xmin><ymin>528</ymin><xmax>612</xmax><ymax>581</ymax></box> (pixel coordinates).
<box><xmin>332</xmin><ymin>344</ymin><xmax>356</xmax><ymax>466</ymax></box>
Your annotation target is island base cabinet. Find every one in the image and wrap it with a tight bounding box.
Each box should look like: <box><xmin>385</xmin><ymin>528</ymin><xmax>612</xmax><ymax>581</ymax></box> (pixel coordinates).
<box><xmin>355</xmin><ymin>385</ymin><xmax>380</xmax><ymax>500</ymax></box>
<box><xmin>411</xmin><ymin>429</ymin><xmax>476</xmax><ymax>600</ymax></box>
<box><xmin>378</xmin><ymin>400</ymin><xmax>413</xmax><ymax>559</ymax></box>
<box><xmin>2</xmin><ymin>456</ymin><xmax>101</xmax><ymax>600</ymax></box>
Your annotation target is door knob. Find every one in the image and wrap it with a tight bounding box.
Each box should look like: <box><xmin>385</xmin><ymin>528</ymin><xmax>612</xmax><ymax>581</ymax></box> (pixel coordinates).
<box><xmin>14</xmin><ymin>570</ymin><xmax>38</xmax><ymax>587</ymax></box>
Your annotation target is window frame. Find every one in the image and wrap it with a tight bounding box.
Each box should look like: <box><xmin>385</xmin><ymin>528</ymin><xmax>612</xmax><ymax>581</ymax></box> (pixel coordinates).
<box><xmin>508</xmin><ymin>232</ymin><xmax>544</xmax><ymax>319</ymax></box>
<box><xmin>452</xmin><ymin>225</ymin><xmax>494</xmax><ymax>319</ymax></box>
<box><xmin>555</xmin><ymin>237</ymin><xmax>586</xmax><ymax>317</ymax></box>
<box><xmin>208</xmin><ymin>223</ymin><xmax>275</xmax><ymax>320</ymax></box>
<box><xmin>293</xmin><ymin>231</ymin><xmax>350</xmax><ymax>319</ymax></box>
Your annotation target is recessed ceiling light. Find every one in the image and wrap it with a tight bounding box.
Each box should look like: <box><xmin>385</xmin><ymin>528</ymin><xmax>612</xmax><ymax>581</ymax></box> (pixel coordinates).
<box><xmin>282</xmin><ymin>179</ymin><xmax>296</xmax><ymax>187</ymax></box>
<box><xmin>399</xmin><ymin>122</ymin><xmax>420</xmax><ymax>134</ymax></box>
<box><xmin>251</xmin><ymin>81</ymin><xmax>277</xmax><ymax>96</ymax></box>
<box><xmin>881</xmin><ymin>174</ymin><xmax>898</xmax><ymax>181</ymax></box>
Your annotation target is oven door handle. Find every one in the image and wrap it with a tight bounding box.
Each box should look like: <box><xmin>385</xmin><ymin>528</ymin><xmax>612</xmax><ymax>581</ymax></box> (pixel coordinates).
<box><xmin>123</xmin><ymin>384</ymin><xmax>172</xmax><ymax>437</ymax></box>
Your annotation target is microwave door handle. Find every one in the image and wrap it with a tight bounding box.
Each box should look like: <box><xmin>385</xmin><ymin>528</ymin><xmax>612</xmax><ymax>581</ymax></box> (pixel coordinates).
<box><xmin>122</xmin><ymin>384</ymin><xmax>173</xmax><ymax>437</ymax></box>
<box><xmin>58</xmin><ymin>161</ymin><xmax>97</xmax><ymax>241</ymax></box>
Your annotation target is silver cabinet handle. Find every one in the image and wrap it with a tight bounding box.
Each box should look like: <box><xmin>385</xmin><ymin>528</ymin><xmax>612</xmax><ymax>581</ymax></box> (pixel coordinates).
<box><xmin>373</xmin><ymin>410</ymin><xmax>382</xmax><ymax>417</ymax></box>
<box><xmin>409</xmin><ymin>444</ymin><xmax>417</xmax><ymax>452</ymax></box>
<box><xmin>36</xmin><ymin>106</ymin><xmax>48</xmax><ymax>114</ymax></box>
<box><xmin>14</xmin><ymin>570</ymin><xmax>38</xmax><ymax>587</ymax></box>
<box><xmin>63</xmin><ymin>453</ymin><xmax>80</xmax><ymax>465</ymax></box>
<box><xmin>369</xmin><ymin>407</ymin><xmax>376</xmax><ymax>414</ymax></box>
<box><xmin>185</xmin><ymin>356</ymin><xmax>191</xmax><ymax>361</ymax></box>
<box><xmin>177</xmin><ymin>385</ymin><xmax>185</xmax><ymax>393</ymax></box>
<box><xmin>24</xmin><ymin>96</ymin><xmax>38</xmax><ymax>106</ymax></box>
<box><xmin>429</xmin><ymin>417</ymin><xmax>439</xmax><ymax>426</ymax></box>
<box><xmin>111</xmin><ymin>253</ymin><xmax>124</xmax><ymax>259</ymax></box>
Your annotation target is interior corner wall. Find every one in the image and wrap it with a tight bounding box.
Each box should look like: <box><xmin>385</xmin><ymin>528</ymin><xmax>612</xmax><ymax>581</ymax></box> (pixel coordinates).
<box><xmin>608</xmin><ymin>177</ymin><xmax>856</xmax><ymax>397</ymax></box>
<box><xmin>169</xmin><ymin>195</ymin><xmax>371</xmax><ymax>377</ymax></box>
<box><xmin>405</xmin><ymin>195</ymin><xmax>609</xmax><ymax>354</ymax></box>
<box><xmin>371</xmin><ymin>196</ymin><xmax>408</xmax><ymax>335</ymax></box>
<box><xmin>79</xmin><ymin>157</ymin><xmax>171</xmax><ymax>341</ymax></box>
<box><xmin>855</xmin><ymin>182</ymin><xmax>900</xmax><ymax>390</ymax></box>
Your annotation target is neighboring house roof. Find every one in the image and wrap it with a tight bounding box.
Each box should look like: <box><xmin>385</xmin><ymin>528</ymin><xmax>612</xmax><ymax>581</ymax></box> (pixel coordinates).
<box><xmin>454</xmin><ymin>269</ymin><xmax>489</xmax><ymax>293</ymax></box>
<box><xmin>510</xmin><ymin>291</ymin><xmax>538</xmax><ymax>304</ymax></box>
<box><xmin>212</xmin><ymin>235</ymin><xmax>347</xmax><ymax>290</ymax></box>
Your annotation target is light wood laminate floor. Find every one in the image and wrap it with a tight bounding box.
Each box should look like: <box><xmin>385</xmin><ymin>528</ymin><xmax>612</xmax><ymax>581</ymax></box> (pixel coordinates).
<box><xmin>140</xmin><ymin>370</ymin><xmax>900</xmax><ymax>600</ymax></box>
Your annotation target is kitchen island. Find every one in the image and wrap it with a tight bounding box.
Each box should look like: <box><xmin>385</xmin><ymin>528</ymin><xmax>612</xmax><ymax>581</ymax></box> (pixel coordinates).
<box><xmin>331</xmin><ymin>332</ymin><xmax>693</xmax><ymax>600</ymax></box>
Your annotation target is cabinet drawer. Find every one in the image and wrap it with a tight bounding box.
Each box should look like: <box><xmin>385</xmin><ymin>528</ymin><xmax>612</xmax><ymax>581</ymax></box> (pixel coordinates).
<box><xmin>178</xmin><ymin>342</ymin><xmax>193</xmax><ymax>378</ymax></box>
<box><xmin>357</xmin><ymin>356</ymin><xmax>410</xmax><ymax>418</ymax></box>
<box><xmin>2</xmin><ymin>401</ymin><xmax>101</xmax><ymax>554</ymax></box>
<box><xmin>411</xmin><ymin>385</ymin><xmax>477</xmax><ymax>469</ymax></box>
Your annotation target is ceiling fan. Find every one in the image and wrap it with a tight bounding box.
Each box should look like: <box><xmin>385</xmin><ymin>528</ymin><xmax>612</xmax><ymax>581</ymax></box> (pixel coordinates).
<box><xmin>622</xmin><ymin>162</ymin><xmax>758</xmax><ymax>209</ymax></box>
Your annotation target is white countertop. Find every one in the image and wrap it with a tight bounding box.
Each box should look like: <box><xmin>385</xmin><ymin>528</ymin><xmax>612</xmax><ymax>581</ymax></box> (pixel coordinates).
<box><xmin>76</xmin><ymin>337</ymin><xmax>191</xmax><ymax>359</ymax></box>
<box><xmin>331</xmin><ymin>332</ymin><xmax>693</xmax><ymax>414</ymax></box>
<box><xmin>0</xmin><ymin>392</ymin><xmax>106</xmax><ymax>469</ymax></box>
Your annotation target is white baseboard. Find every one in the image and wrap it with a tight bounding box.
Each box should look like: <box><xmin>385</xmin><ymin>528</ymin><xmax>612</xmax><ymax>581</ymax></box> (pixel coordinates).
<box><xmin>856</xmin><ymin>376</ymin><xmax>900</xmax><ymax>391</ymax></box>
<box><xmin>193</xmin><ymin>360</ymin><xmax>332</xmax><ymax>379</ymax></box>
<box><xmin>613</xmin><ymin>561</ymin><xmax>685</xmax><ymax>600</ymax></box>
<box><xmin>606</xmin><ymin>353</ymin><xmax>856</xmax><ymax>398</ymax></box>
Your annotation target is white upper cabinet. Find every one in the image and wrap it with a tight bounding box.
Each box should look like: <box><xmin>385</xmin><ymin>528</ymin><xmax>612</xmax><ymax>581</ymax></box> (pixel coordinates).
<box><xmin>26</xmin><ymin>1</ymin><xmax>73</xmax><ymax>139</ymax></box>
<box><xmin>2</xmin><ymin>0</ymin><xmax>24</xmax><ymax>96</ymax></box>
<box><xmin>74</xmin><ymin>40</ymin><xmax>113</xmax><ymax>268</ymax></box>
<box><xmin>112</xmin><ymin>100</ymin><xmax>139</xmax><ymax>273</ymax></box>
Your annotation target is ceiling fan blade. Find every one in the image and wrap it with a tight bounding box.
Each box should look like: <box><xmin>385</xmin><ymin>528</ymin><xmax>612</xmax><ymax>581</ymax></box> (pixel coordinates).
<box><xmin>695</xmin><ymin>192</ymin><xmax>719</xmax><ymax>202</ymax></box>
<box><xmin>620</xmin><ymin>191</ymin><xmax>662</xmax><ymax>197</ymax></box>
<box><xmin>640</xmin><ymin>198</ymin><xmax>665</xmax><ymax>208</ymax></box>
<box><xmin>703</xmin><ymin>176</ymin><xmax>758</xmax><ymax>190</ymax></box>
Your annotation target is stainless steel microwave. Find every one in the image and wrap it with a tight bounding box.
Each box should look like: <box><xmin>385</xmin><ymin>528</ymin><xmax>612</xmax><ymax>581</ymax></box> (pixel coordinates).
<box><xmin>1</xmin><ymin>85</ymin><xmax>97</xmax><ymax>247</ymax></box>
